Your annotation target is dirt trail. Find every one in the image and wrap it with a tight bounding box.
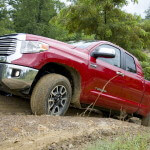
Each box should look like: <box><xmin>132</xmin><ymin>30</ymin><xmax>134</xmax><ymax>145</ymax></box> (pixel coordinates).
<box><xmin>0</xmin><ymin>115</ymin><xmax>148</xmax><ymax>150</ymax></box>
<box><xmin>0</xmin><ymin>94</ymin><xmax>149</xmax><ymax>150</ymax></box>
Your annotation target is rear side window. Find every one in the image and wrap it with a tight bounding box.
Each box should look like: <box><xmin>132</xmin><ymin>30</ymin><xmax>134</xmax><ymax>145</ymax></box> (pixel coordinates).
<box><xmin>125</xmin><ymin>53</ymin><xmax>136</xmax><ymax>73</ymax></box>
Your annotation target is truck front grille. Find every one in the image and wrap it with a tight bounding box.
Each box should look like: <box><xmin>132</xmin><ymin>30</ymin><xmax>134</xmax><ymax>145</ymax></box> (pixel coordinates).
<box><xmin>0</xmin><ymin>35</ymin><xmax>17</xmax><ymax>56</ymax></box>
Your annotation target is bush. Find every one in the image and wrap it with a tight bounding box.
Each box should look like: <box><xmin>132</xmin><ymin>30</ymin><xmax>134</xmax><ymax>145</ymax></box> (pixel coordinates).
<box><xmin>141</xmin><ymin>61</ymin><xmax>150</xmax><ymax>80</ymax></box>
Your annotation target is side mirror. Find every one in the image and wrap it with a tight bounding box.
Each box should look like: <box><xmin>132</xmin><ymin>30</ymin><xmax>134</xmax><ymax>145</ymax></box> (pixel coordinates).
<box><xmin>91</xmin><ymin>47</ymin><xmax>116</xmax><ymax>59</ymax></box>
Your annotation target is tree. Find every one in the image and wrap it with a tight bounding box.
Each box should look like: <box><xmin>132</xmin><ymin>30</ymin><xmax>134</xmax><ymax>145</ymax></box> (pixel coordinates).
<box><xmin>140</xmin><ymin>20</ymin><xmax>150</xmax><ymax>50</ymax></box>
<box><xmin>54</xmin><ymin>0</ymin><xmax>149</xmax><ymax>61</ymax></box>
<box><xmin>9</xmin><ymin>0</ymin><xmax>65</xmax><ymax>38</ymax></box>
<box><xmin>145</xmin><ymin>6</ymin><xmax>150</xmax><ymax>19</ymax></box>
<box><xmin>0</xmin><ymin>0</ymin><xmax>15</xmax><ymax>35</ymax></box>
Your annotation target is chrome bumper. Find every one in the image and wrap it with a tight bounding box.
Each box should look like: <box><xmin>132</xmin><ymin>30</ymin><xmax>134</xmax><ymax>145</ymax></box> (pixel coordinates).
<box><xmin>0</xmin><ymin>63</ymin><xmax>38</xmax><ymax>95</ymax></box>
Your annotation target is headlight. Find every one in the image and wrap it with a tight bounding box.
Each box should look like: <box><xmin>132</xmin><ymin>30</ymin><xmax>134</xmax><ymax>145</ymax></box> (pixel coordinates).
<box><xmin>21</xmin><ymin>41</ymin><xmax>49</xmax><ymax>54</ymax></box>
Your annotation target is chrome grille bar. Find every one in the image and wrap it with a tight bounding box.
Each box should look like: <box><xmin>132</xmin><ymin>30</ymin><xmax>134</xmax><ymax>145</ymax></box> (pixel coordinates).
<box><xmin>0</xmin><ymin>35</ymin><xmax>17</xmax><ymax>56</ymax></box>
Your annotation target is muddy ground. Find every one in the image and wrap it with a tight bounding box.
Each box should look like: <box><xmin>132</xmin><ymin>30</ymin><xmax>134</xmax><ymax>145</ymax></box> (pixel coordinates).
<box><xmin>0</xmin><ymin>94</ymin><xmax>149</xmax><ymax>150</ymax></box>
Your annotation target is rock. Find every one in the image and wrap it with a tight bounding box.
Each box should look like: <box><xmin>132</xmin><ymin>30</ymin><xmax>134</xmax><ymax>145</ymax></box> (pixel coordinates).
<box><xmin>38</xmin><ymin>124</ymin><xmax>49</xmax><ymax>132</ymax></box>
<box><xmin>69</xmin><ymin>144</ymin><xmax>73</xmax><ymax>149</ymax></box>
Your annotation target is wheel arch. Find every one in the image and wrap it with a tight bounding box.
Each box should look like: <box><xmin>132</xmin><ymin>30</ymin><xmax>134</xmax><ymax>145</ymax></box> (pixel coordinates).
<box><xmin>30</xmin><ymin>62</ymin><xmax>81</xmax><ymax>108</ymax></box>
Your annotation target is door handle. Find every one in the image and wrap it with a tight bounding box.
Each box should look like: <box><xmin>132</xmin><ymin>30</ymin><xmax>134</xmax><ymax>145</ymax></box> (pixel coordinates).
<box><xmin>90</xmin><ymin>63</ymin><xmax>97</xmax><ymax>68</ymax></box>
<box><xmin>116</xmin><ymin>71</ymin><xmax>124</xmax><ymax>77</ymax></box>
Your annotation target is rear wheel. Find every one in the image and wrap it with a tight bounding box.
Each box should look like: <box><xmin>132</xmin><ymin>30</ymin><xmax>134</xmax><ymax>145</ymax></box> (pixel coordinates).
<box><xmin>141</xmin><ymin>114</ymin><xmax>150</xmax><ymax>127</ymax></box>
<box><xmin>31</xmin><ymin>74</ymin><xmax>72</xmax><ymax>115</ymax></box>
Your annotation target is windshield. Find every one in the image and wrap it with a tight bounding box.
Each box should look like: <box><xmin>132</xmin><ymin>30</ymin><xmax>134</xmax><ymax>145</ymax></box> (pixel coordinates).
<box><xmin>68</xmin><ymin>41</ymin><xmax>99</xmax><ymax>49</ymax></box>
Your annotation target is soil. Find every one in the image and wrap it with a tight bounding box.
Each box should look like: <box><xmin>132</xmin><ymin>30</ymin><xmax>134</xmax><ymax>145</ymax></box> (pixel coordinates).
<box><xmin>0</xmin><ymin>94</ymin><xmax>149</xmax><ymax>150</ymax></box>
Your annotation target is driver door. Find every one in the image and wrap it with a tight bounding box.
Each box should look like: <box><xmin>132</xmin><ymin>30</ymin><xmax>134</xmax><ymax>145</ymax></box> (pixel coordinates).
<box><xmin>83</xmin><ymin>44</ymin><xmax>125</xmax><ymax>111</ymax></box>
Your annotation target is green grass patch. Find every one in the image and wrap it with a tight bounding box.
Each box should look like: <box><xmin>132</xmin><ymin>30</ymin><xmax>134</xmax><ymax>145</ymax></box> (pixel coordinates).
<box><xmin>86</xmin><ymin>133</ymin><xmax>150</xmax><ymax>150</ymax></box>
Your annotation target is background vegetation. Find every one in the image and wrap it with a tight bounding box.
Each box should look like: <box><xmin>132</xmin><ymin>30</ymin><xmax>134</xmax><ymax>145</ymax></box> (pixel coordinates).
<box><xmin>0</xmin><ymin>0</ymin><xmax>150</xmax><ymax>79</ymax></box>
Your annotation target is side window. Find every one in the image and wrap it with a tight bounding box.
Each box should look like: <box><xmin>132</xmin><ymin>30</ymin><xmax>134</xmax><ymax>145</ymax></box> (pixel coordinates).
<box><xmin>97</xmin><ymin>45</ymin><xmax>121</xmax><ymax>68</ymax></box>
<box><xmin>125</xmin><ymin>53</ymin><xmax>136</xmax><ymax>73</ymax></box>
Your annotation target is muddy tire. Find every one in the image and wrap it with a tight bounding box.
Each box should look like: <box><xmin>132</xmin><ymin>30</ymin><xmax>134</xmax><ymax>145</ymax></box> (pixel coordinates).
<box><xmin>31</xmin><ymin>74</ymin><xmax>72</xmax><ymax>116</ymax></box>
<box><xmin>141</xmin><ymin>114</ymin><xmax>150</xmax><ymax>127</ymax></box>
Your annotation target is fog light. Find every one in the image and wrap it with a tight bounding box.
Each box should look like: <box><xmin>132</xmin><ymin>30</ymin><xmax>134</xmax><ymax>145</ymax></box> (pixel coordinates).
<box><xmin>11</xmin><ymin>69</ymin><xmax>21</xmax><ymax>77</ymax></box>
<box><xmin>15</xmin><ymin>71</ymin><xmax>20</xmax><ymax>77</ymax></box>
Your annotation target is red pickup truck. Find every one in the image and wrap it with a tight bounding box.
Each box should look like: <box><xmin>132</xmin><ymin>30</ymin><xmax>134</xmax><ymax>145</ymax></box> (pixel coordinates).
<box><xmin>0</xmin><ymin>33</ymin><xmax>150</xmax><ymax>126</ymax></box>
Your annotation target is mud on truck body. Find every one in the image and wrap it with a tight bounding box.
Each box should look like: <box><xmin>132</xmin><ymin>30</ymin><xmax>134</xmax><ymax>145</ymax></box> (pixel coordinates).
<box><xmin>0</xmin><ymin>33</ymin><xmax>150</xmax><ymax>126</ymax></box>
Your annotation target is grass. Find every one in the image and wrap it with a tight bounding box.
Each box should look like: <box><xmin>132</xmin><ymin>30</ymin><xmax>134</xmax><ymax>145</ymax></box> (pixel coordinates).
<box><xmin>86</xmin><ymin>133</ymin><xmax>150</xmax><ymax>150</ymax></box>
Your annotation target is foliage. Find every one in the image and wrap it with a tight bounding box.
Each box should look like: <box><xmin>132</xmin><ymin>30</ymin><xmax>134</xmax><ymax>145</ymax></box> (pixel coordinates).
<box><xmin>141</xmin><ymin>60</ymin><xmax>150</xmax><ymax>80</ymax></box>
<box><xmin>140</xmin><ymin>20</ymin><xmax>150</xmax><ymax>50</ymax></box>
<box><xmin>145</xmin><ymin>6</ymin><xmax>150</xmax><ymax>19</ymax></box>
<box><xmin>54</xmin><ymin>0</ymin><xmax>149</xmax><ymax>62</ymax></box>
<box><xmin>8</xmin><ymin>0</ymin><xmax>65</xmax><ymax>38</ymax></box>
<box><xmin>0</xmin><ymin>0</ymin><xmax>15</xmax><ymax>35</ymax></box>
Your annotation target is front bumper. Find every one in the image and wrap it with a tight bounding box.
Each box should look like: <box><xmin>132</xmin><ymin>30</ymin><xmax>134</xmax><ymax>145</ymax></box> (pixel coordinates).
<box><xmin>0</xmin><ymin>63</ymin><xmax>38</xmax><ymax>96</ymax></box>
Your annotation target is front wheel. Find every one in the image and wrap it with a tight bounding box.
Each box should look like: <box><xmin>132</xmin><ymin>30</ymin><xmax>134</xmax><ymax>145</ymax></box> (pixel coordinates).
<box><xmin>141</xmin><ymin>114</ymin><xmax>150</xmax><ymax>127</ymax></box>
<box><xmin>31</xmin><ymin>74</ymin><xmax>72</xmax><ymax>116</ymax></box>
